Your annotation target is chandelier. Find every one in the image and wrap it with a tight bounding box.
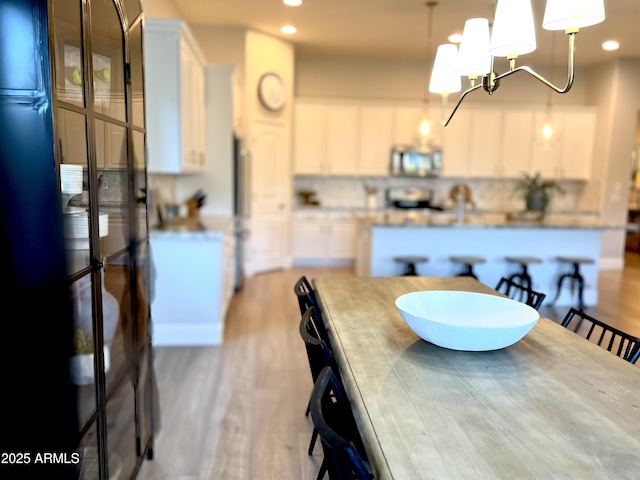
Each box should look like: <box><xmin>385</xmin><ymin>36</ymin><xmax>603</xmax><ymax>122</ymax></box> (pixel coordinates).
<box><xmin>429</xmin><ymin>0</ymin><xmax>606</xmax><ymax>126</ymax></box>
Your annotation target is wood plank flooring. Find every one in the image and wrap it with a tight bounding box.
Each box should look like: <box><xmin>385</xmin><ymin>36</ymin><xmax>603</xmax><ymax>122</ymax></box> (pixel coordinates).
<box><xmin>136</xmin><ymin>253</ymin><xmax>640</xmax><ymax>480</ymax></box>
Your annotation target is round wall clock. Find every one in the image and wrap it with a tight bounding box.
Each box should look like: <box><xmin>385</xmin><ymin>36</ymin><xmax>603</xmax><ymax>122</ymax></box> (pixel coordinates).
<box><xmin>257</xmin><ymin>72</ymin><xmax>286</xmax><ymax>112</ymax></box>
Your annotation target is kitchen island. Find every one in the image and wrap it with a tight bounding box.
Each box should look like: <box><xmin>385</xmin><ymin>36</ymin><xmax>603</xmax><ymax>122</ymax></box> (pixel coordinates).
<box><xmin>355</xmin><ymin>211</ymin><xmax>630</xmax><ymax>307</ymax></box>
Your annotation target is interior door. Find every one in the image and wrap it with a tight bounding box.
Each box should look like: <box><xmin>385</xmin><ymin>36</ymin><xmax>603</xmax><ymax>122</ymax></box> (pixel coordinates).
<box><xmin>246</xmin><ymin>119</ymin><xmax>290</xmax><ymax>275</ymax></box>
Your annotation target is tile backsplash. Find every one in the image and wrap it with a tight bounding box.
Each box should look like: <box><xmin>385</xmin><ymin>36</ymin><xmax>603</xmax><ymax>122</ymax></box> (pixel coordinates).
<box><xmin>293</xmin><ymin>175</ymin><xmax>602</xmax><ymax>214</ymax></box>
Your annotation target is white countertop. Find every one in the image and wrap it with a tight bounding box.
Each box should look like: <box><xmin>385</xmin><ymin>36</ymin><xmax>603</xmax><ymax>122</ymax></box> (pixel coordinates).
<box><xmin>357</xmin><ymin>211</ymin><xmax>631</xmax><ymax>230</ymax></box>
<box><xmin>149</xmin><ymin>216</ymin><xmax>234</xmax><ymax>240</ymax></box>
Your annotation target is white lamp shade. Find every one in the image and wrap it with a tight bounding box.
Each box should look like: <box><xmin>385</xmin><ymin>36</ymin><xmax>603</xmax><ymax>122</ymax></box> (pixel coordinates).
<box><xmin>543</xmin><ymin>0</ymin><xmax>605</xmax><ymax>31</ymax></box>
<box><xmin>456</xmin><ymin>18</ymin><xmax>491</xmax><ymax>77</ymax></box>
<box><xmin>429</xmin><ymin>44</ymin><xmax>462</xmax><ymax>94</ymax></box>
<box><xmin>490</xmin><ymin>0</ymin><xmax>537</xmax><ymax>58</ymax></box>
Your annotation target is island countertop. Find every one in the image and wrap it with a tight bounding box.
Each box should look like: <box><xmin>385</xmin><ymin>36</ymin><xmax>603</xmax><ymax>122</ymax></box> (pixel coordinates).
<box><xmin>356</xmin><ymin>211</ymin><xmax>632</xmax><ymax>230</ymax></box>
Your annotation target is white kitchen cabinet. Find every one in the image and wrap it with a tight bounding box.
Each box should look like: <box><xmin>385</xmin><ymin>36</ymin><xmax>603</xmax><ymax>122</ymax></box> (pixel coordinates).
<box><xmin>326</xmin><ymin>105</ymin><xmax>360</xmax><ymax>175</ymax></box>
<box><xmin>392</xmin><ymin>106</ymin><xmax>422</xmax><ymax>145</ymax></box>
<box><xmin>441</xmin><ymin>109</ymin><xmax>472</xmax><ymax>176</ymax></box>
<box><xmin>144</xmin><ymin>18</ymin><xmax>206</xmax><ymax>174</ymax></box>
<box><xmin>291</xmin><ymin>211</ymin><xmax>356</xmax><ymax>264</ymax></box>
<box><xmin>531</xmin><ymin>109</ymin><xmax>596</xmax><ymax>180</ymax></box>
<box><xmin>467</xmin><ymin>110</ymin><xmax>503</xmax><ymax>177</ymax></box>
<box><xmin>293</xmin><ymin>102</ymin><xmax>327</xmax><ymax>175</ymax></box>
<box><xmin>150</xmin><ymin>222</ymin><xmax>235</xmax><ymax>346</ymax></box>
<box><xmin>500</xmin><ymin>111</ymin><xmax>534</xmax><ymax>177</ymax></box>
<box><xmin>359</xmin><ymin>105</ymin><xmax>394</xmax><ymax>175</ymax></box>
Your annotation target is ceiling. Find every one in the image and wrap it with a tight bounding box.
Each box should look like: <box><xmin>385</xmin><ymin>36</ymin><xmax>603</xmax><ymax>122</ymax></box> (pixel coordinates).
<box><xmin>166</xmin><ymin>0</ymin><xmax>640</xmax><ymax>69</ymax></box>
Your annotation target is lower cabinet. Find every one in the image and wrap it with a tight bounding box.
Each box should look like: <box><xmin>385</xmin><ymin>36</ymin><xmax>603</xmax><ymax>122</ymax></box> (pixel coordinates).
<box><xmin>149</xmin><ymin>220</ymin><xmax>235</xmax><ymax>346</ymax></box>
<box><xmin>291</xmin><ymin>211</ymin><xmax>356</xmax><ymax>265</ymax></box>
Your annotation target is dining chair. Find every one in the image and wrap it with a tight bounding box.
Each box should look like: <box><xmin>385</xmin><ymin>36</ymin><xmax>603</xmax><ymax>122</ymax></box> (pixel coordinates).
<box><xmin>299</xmin><ymin>305</ymin><xmax>340</xmax><ymax>456</ymax></box>
<box><xmin>495</xmin><ymin>276</ymin><xmax>546</xmax><ymax>310</ymax></box>
<box><xmin>561</xmin><ymin>308</ymin><xmax>640</xmax><ymax>364</ymax></box>
<box><xmin>295</xmin><ymin>275</ymin><xmax>334</xmax><ymax>352</ymax></box>
<box><xmin>309</xmin><ymin>366</ymin><xmax>373</xmax><ymax>480</ymax></box>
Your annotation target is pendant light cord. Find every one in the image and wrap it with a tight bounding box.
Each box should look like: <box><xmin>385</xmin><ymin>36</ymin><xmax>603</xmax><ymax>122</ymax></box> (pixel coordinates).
<box><xmin>423</xmin><ymin>2</ymin><xmax>437</xmax><ymax>115</ymax></box>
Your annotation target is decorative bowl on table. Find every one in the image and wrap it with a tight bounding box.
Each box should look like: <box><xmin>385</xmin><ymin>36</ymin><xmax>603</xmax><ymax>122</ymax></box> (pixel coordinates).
<box><xmin>395</xmin><ymin>291</ymin><xmax>539</xmax><ymax>351</ymax></box>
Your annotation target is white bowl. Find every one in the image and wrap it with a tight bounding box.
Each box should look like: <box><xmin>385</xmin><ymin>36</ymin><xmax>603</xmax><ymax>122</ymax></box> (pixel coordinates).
<box><xmin>395</xmin><ymin>290</ymin><xmax>539</xmax><ymax>351</ymax></box>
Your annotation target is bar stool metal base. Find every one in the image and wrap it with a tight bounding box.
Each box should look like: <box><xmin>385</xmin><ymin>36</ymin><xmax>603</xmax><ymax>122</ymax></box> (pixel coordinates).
<box><xmin>505</xmin><ymin>256</ymin><xmax>542</xmax><ymax>290</ymax></box>
<box><xmin>549</xmin><ymin>256</ymin><xmax>595</xmax><ymax>311</ymax></box>
<box><xmin>450</xmin><ymin>255</ymin><xmax>486</xmax><ymax>280</ymax></box>
<box><xmin>393</xmin><ymin>256</ymin><xmax>429</xmax><ymax>276</ymax></box>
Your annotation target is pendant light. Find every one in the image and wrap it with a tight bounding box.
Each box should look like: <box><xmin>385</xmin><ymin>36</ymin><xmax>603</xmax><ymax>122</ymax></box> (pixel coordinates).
<box><xmin>434</xmin><ymin>0</ymin><xmax>605</xmax><ymax>127</ymax></box>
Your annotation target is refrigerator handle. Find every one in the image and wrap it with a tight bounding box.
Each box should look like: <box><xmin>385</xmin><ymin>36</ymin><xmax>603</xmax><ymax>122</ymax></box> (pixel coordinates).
<box><xmin>240</xmin><ymin>148</ymin><xmax>251</xmax><ymax>218</ymax></box>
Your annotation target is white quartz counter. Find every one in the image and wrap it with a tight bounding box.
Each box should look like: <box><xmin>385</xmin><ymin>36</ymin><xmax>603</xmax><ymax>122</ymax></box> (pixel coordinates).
<box><xmin>356</xmin><ymin>211</ymin><xmax>629</xmax><ymax>230</ymax></box>
<box><xmin>149</xmin><ymin>216</ymin><xmax>234</xmax><ymax>240</ymax></box>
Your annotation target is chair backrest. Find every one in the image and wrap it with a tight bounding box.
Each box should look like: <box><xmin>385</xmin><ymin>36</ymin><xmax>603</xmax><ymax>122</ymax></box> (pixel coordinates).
<box><xmin>309</xmin><ymin>366</ymin><xmax>373</xmax><ymax>480</ymax></box>
<box><xmin>561</xmin><ymin>308</ymin><xmax>640</xmax><ymax>364</ymax></box>
<box><xmin>294</xmin><ymin>275</ymin><xmax>319</xmax><ymax>316</ymax></box>
<box><xmin>299</xmin><ymin>306</ymin><xmax>338</xmax><ymax>383</ymax></box>
<box><xmin>495</xmin><ymin>277</ymin><xmax>546</xmax><ymax>310</ymax></box>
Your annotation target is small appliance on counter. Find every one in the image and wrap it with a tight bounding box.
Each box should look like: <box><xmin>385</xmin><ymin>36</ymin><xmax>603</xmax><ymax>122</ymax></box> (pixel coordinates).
<box><xmin>390</xmin><ymin>144</ymin><xmax>442</xmax><ymax>177</ymax></box>
<box><xmin>385</xmin><ymin>186</ymin><xmax>439</xmax><ymax>210</ymax></box>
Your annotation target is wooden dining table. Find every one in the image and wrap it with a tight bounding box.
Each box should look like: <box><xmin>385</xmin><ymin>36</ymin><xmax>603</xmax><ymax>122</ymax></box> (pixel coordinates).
<box><xmin>313</xmin><ymin>276</ymin><xmax>640</xmax><ymax>480</ymax></box>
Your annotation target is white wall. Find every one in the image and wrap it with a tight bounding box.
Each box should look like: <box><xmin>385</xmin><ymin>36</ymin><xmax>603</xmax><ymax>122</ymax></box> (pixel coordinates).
<box><xmin>295</xmin><ymin>54</ymin><xmax>590</xmax><ymax>106</ymax></box>
<box><xmin>143</xmin><ymin>0</ymin><xmax>181</xmax><ymax>18</ymax></box>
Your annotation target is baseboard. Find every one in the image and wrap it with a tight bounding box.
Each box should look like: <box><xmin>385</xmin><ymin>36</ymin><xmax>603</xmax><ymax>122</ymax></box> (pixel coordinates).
<box><xmin>599</xmin><ymin>256</ymin><xmax>624</xmax><ymax>270</ymax></box>
<box><xmin>151</xmin><ymin>323</ymin><xmax>223</xmax><ymax>346</ymax></box>
<box><xmin>291</xmin><ymin>259</ymin><xmax>355</xmax><ymax>267</ymax></box>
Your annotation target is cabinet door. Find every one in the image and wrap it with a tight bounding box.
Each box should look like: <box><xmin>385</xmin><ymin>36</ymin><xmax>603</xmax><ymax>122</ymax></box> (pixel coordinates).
<box><xmin>392</xmin><ymin>106</ymin><xmax>422</xmax><ymax>145</ymax></box>
<box><xmin>180</xmin><ymin>40</ymin><xmax>195</xmax><ymax>170</ymax></box>
<box><xmin>441</xmin><ymin>109</ymin><xmax>471</xmax><ymax>176</ymax></box>
<box><xmin>468</xmin><ymin>110</ymin><xmax>502</xmax><ymax>177</ymax></box>
<box><xmin>291</xmin><ymin>215</ymin><xmax>326</xmax><ymax>258</ymax></box>
<box><xmin>293</xmin><ymin>103</ymin><xmax>326</xmax><ymax>175</ymax></box>
<box><xmin>326</xmin><ymin>105</ymin><xmax>359</xmax><ymax>175</ymax></box>
<box><xmin>326</xmin><ymin>215</ymin><xmax>356</xmax><ymax>259</ymax></box>
<box><xmin>359</xmin><ymin>105</ymin><xmax>394</xmax><ymax>175</ymax></box>
<box><xmin>561</xmin><ymin>110</ymin><xmax>595</xmax><ymax>180</ymax></box>
<box><xmin>501</xmin><ymin>111</ymin><xmax>534</xmax><ymax>178</ymax></box>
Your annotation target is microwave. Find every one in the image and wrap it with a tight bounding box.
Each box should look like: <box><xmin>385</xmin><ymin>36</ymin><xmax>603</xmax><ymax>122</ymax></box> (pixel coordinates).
<box><xmin>390</xmin><ymin>145</ymin><xmax>442</xmax><ymax>177</ymax></box>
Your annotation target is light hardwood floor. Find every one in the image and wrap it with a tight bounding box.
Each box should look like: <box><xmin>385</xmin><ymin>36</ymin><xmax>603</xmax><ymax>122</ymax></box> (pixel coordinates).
<box><xmin>137</xmin><ymin>253</ymin><xmax>640</xmax><ymax>480</ymax></box>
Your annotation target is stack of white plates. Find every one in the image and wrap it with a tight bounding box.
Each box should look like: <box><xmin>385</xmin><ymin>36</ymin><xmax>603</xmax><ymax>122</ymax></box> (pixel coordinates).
<box><xmin>60</xmin><ymin>164</ymin><xmax>83</xmax><ymax>195</ymax></box>
<box><xmin>64</xmin><ymin>212</ymin><xmax>109</xmax><ymax>249</ymax></box>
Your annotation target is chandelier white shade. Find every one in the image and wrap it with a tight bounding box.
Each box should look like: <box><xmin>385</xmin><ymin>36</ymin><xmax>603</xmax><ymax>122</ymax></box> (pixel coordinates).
<box><xmin>456</xmin><ymin>18</ymin><xmax>491</xmax><ymax>78</ymax></box>
<box><xmin>429</xmin><ymin>44</ymin><xmax>462</xmax><ymax>95</ymax></box>
<box><xmin>489</xmin><ymin>0</ymin><xmax>537</xmax><ymax>58</ymax></box>
<box><xmin>542</xmin><ymin>0</ymin><xmax>605</xmax><ymax>31</ymax></box>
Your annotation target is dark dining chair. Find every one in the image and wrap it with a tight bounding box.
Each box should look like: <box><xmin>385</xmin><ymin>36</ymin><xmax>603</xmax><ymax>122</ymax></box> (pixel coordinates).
<box><xmin>561</xmin><ymin>308</ymin><xmax>640</xmax><ymax>364</ymax></box>
<box><xmin>295</xmin><ymin>275</ymin><xmax>333</xmax><ymax>352</ymax></box>
<box><xmin>309</xmin><ymin>366</ymin><xmax>372</xmax><ymax>480</ymax></box>
<box><xmin>495</xmin><ymin>276</ymin><xmax>546</xmax><ymax>310</ymax></box>
<box><xmin>299</xmin><ymin>305</ymin><xmax>340</xmax><ymax>456</ymax></box>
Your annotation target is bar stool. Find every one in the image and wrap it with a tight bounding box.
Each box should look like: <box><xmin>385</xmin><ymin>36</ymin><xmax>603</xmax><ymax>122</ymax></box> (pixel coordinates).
<box><xmin>549</xmin><ymin>256</ymin><xmax>595</xmax><ymax>311</ymax></box>
<box><xmin>450</xmin><ymin>255</ymin><xmax>486</xmax><ymax>280</ymax></box>
<box><xmin>505</xmin><ymin>256</ymin><xmax>543</xmax><ymax>290</ymax></box>
<box><xmin>393</xmin><ymin>256</ymin><xmax>428</xmax><ymax>276</ymax></box>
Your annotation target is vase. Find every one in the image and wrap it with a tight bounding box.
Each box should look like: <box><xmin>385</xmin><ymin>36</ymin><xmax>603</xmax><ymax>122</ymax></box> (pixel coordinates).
<box><xmin>526</xmin><ymin>189</ymin><xmax>547</xmax><ymax>213</ymax></box>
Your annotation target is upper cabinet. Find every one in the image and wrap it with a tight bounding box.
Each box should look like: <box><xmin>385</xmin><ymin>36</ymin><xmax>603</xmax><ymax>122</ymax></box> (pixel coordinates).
<box><xmin>293</xmin><ymin>100</ymin><xmax>392</xmax><ymax>176</ymax></box>
<box><xmin>144</xmin><ymin>19</ymin><xmax>206</xmax><ymax>174</ymax></box>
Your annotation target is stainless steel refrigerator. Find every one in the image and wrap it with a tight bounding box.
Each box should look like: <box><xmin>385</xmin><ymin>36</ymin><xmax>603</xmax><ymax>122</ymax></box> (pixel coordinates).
<box><xmin>233</xmin><ymin>135</ymin><xmax>250</xmax><ymax>291</ymax></box>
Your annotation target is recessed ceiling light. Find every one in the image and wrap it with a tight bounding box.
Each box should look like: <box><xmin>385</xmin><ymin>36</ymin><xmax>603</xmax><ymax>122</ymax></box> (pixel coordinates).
<box><xmin>602</xmin><ymin>40</ymin><xmax>619</xmax><ymax>51</ymax></box>
<box><xmin>281</xmin><ymin>25</ymin><xmax>297</xmax><ymax>35</ymax></box>
<box><xmin>283</xmin><ymin>0</ymin><xmax>302</xmax><ymax>5</ymax></box>
<box><xmin>448</xmin><ymin>33</ymin><xmax>463</xmax><ymax>43</ymax></box>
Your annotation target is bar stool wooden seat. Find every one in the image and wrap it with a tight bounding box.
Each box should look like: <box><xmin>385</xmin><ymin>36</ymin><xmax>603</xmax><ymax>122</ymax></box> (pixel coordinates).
<box><xmin>505</xmin><ymin>256</ymin><xmax>543</xmax><ymax>290</ymax></box>
<box><xmin>450</xmin><ymin>255</ymin><xmax>486</xmax><ymax>280</ymax></box>
<box><xmin>393</xmin><ymin>256</ymin><xmax>428</xmax><ymax>276</ymax></box>
<box><xmin>549</xmin><ymin>256</ymin><xmax>595</xmax><ymax>311</ymax></box>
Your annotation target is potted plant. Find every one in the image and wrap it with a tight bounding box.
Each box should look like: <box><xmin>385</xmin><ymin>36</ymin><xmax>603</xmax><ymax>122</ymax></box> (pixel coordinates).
<box><xmin>514</xmin><ymin>171</ymin><xmax>565</xmax><ymax>215</ymax></box>
<box><xmin>70</xmin><ymin>328</ymin><xmax>111</xmax><ymax>386</ymax></box>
